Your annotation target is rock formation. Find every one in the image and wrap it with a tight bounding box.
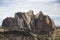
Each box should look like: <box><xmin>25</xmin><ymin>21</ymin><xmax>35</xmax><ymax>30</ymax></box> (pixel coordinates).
<box><xmin>15</xmin><ymin>10</ymin><xmax>35</xmax><ymax>33</ymax></box>
<box><xmin>35</xmin><ymin>11</ymin><xmax>56</xmax><ymax>34</ymax></box>
<box><xmin>2</xmin><ymin>10</ymin><xmax>56</xmax><ymax>34</ymax></box>
<box><xmin>2</xmin><ymin>17</ymin><xmax>16</xmax><ymax>27</ymax></box>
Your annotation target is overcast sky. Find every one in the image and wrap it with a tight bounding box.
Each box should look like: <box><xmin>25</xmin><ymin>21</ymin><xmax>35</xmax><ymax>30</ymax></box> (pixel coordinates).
<box><xmin>0</xmin><ymin>0</ymin><xmax>60</xmax><ymax>26</ymax></box>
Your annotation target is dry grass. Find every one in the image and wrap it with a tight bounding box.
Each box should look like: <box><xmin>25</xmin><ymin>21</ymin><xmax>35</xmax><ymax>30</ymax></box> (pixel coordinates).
<box><xmin>56</xmin><ymin>29</ymin><xmax>60</xmax><ymax>37</ymax></box>
<box><xmin>55</xmin><ymin>29</ymin><xmax>60</xmax><ymax>40</ymax></box>
<box><xmin>0</xmin><ymin>27</ymin><xmax>4</xmax><ymax>32</ymax></box>
<box><xmin>0</xmin><ymin>27</ymin><xmax>60</xmax><ymax>40</ymax></box>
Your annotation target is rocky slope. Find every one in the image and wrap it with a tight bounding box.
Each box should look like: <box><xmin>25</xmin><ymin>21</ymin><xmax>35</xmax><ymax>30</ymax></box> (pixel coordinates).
<box><xmin>1</xmin><ymin>10</ymin><xmax>56</xmax><ymax>40</ymax></box>
<box><xmin>2</xmin><ymin>10</ymin><xmax>56</xmax><ymax>34</ymax></box>
<box><xmin>0</xmin><ymin>30</ymin><xmax>39</xmax><ymax>40</ymax></box>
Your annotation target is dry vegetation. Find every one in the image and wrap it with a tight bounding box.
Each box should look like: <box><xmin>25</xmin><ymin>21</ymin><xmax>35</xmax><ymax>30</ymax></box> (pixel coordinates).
<box><xmin>55</xmin><ymin>29</ymin><xmax>60</xmax><ymax>40</ymax></box>
<box><xmin>0</xmin><ymin>27</ymin><xmax>60</xmax><ymax>40</ymax></box>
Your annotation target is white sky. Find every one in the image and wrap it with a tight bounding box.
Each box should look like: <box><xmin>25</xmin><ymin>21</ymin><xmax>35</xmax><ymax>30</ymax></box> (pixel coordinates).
<box><xmin>0</xmin><ymin>0</ymin><xmax>60</xmax><ymax>26</ymax></box>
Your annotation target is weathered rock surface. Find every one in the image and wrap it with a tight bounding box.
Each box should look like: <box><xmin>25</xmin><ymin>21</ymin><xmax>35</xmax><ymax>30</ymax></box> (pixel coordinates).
<box><xmin>2</xmin><ymin>10</ymin><xmax>56</xmax><ymax>34</ymax></box>
<box><xmin>2</xmin><ymin>17</ymin><xmax>18</xmax><ymax>30</ymax></box>
<box><xmin>15</xmin><ymin>10</ymin><xmax>35</xmax><ymax>33</ymax></box>
<box><xmin>35</xmin><ymin>11</ymin><xmax>56</xmax><ymax>34</ymax></box>
<box><xmin>2</xmin><ymin>17</ymin><xmax>17</xmax><ymax>27</ymax></box>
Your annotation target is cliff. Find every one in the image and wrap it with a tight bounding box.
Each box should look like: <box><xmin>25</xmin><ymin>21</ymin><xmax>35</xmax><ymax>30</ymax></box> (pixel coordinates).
<box><xmin>1</xmin><ymin>10</ymin><xmax>56</xmax><ymax>40</ymax></box>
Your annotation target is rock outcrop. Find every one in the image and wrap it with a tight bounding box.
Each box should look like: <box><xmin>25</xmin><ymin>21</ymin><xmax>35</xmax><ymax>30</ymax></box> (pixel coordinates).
<box><xmin>15</xmin><ymin>10</ymin><xmax>35</xmax><ymax>33</ymax></box>
<box><xmin>2</xmin><ymin>10</ymin><xmax>56</xmax><ymax>34</ymax></box>
<box><xmin>35</xmin><ymin>11</ymin><xmax>56</xmax><ymax>34</ymax></box>
<box><xmin>2</xmin><ymin>17</ymin><xmax>17</xmax><ymax>27</ymax></box>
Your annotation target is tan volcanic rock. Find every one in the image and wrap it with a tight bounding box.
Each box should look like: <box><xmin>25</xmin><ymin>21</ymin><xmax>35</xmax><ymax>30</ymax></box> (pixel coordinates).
<box><xmin>35</xmin><ymin>11</ymin><xmax>56</xmax><ymax>34</ymax></box>
<box><xmin>2</xmin><ymin>10</ymin><xmax>56</xmax><ymax>34</ymax></box>
<box><xmin>15</xmin><ymin>12</ymin><xmax>25</xmax><ymax>30</ymax></box>
<box><xmin>15</xmin><ymin>10</ymin><xmax>36</xmax><ymax>33</ymax></box>
<box><xmin>26</xmin><ymin>10</ymin><xmax>35</xmax><ymax>33</ymax></box>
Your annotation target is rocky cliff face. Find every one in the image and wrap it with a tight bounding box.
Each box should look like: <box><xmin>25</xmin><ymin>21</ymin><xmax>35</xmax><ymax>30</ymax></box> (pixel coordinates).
<box><xmin>2</xmin><ymin>10</ymin><xmax>56</xmax><ymax>34</ymax></box>
<box><xmin>35</xmin><ymin>11</ymin><xmax>56</xmax><ymax>34</ymax></box>
<box><xmin>2</xmin><ymin>17</ymin><xmax>17</xmax><ymax>27</ymax></box>
<box><xmin>14</xmin><ymin>10</ymin><xmax>35</xmax><ymax>33</ymax></box>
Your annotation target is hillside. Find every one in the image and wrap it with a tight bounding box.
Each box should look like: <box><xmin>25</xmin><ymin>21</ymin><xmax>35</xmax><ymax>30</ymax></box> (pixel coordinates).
<box><xmin>0</xmin><ymin>10</ymin><xmax>60</xmax><ymax>40</ymax></box>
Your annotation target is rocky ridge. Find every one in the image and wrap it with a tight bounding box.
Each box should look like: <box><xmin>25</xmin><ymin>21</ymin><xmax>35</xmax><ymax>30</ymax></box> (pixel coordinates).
<box><xmin>2</xmin><ymin>10</ymin><xmax>56</xmax><ymax>34</ymax></box>
<box><xmin>1</xmin><ymin>10</ymin><xmax>56</xmax><ymax>40</ymax></box>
